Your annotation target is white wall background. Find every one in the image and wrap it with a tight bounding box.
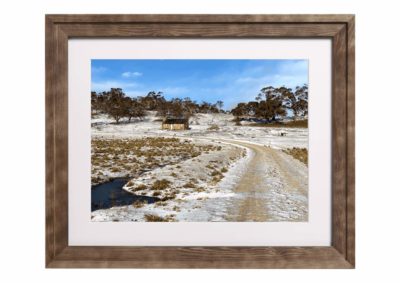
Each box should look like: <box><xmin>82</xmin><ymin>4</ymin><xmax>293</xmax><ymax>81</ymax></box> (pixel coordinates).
<box><xmin>0</xmin><ymin>0</ymin><xmax>399</xmax><ymax>281</ymax></box>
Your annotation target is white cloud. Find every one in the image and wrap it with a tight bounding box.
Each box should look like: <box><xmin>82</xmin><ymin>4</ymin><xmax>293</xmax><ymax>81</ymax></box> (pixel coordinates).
<box><xmin>121</xmin><ymin>71</ymin><xmax>142</xmax><ymax>78</ymax></box>
<box><xmin>234</xmin><ymin>61</ymin><xmax>308</xmax><ymax>90</ymax></box>
<box><xmin>278</xmin><ymin>60</ymin><xmax>308</xmax><ymax>75</ymax></box>
<box><xmin>203</xmin><ymin>61</ymin><xmax>308</xmax><ymax>110</ymax></box>
<box><xmin>92</xmin><ymin>80</ymin><xmax>150</xmax><ymax>97</ymax></box>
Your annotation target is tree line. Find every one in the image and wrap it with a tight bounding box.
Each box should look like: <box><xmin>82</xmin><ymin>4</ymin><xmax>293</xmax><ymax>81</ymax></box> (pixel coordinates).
<box><xmin>92</xmin><ymin>84</ymin><xmax>308</xmax><ymax>124</ymax></box>
<box><xmin>231</xmin><ymin>85</ymin><xmax>308</xmax><ymax>123</ymax></box>
<box><xmin>91</xmin><ymin>88</ymin><xmax>224</xmax><ymax>123</ymax></box>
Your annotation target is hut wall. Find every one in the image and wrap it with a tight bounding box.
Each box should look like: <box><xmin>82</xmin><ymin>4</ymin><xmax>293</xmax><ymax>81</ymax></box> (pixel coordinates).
<box><xmin>161</xmin><ymin>123</ymin><xmax>188</xmax><ymax>130</ymax></box>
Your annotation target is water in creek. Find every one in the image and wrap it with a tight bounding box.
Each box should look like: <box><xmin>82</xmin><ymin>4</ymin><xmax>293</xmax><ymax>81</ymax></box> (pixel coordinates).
<box><xmin>91</xmin><ymin>178</ymin><xmax>157</xmax><ymax>211</ymax></box>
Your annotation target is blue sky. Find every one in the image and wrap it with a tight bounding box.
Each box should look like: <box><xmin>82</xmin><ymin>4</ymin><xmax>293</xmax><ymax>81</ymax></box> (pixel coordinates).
<box><xmin>91</xmin><ymin>59</ymin><xmax>308</xmax><ymax>110</ymax></box>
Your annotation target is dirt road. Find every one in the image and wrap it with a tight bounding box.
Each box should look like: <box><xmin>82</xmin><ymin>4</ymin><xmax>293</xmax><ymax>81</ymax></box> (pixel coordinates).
<box><xmin>223</xmin><ymin>140</ymin><xmax>308</xmax><ymax>222</ymax></box>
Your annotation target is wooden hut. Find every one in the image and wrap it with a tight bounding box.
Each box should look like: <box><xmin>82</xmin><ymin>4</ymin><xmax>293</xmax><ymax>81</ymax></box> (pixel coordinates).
<box><xmin>161</xmin><ymin>117</ymin><xmax>189</xmax><ymax>130</ymax></box>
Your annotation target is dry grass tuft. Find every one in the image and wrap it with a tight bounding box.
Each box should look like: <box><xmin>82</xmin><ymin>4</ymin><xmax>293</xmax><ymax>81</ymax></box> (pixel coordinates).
<box><xmin>195</xmin><ymin>187</ymin><xmax>206</xmax><ymax>193</ymax></box>
<box><xmin>212</xmin><ymin>175</ymin><xmax>223</xmax><ymax>183</ymax></box>
<box><xmin>144</xmin><ymin>214</ymin><xmax>168</xmax><ymax>222</ymax></box>
<box><xmin>132</xmin><ymin>199</ymin><xmax>147</xmax><ymax>208</ymax></box>
<box><xmin>283</xmin><ymin>147</ymin><xmax>308</xmax><ymax>165</ymax></box>
<box><xmin>131</xmin><ymin>184</ymin><xmax>147</xmax><ymax>191</ymax></box>
<box><xmin>206</xmin><ymin>164</ymin><xmax>214</xmax><ymax>170</ymax></box>
<box><xmin>151</xmin><ymin>179</ymin><xmax>171</xmax><ymax>190</ymax></box>
<box><xmin>207</xmin><ymin>124</ymin><xmax>220</xmax><ymax>131</ymax></box>
<box><xmin>183</xmin><ymin>182</ymin><xmax>197</xmax><ymax>188</ymax></box>
<box><xmin>144</xmin><ymin>214</ymin><xmax>175</xmax><ymax>222</ymax></box>
<box><xmin>211</xmin><ymin>170</ymin><xmax>221</xmax><ymax>177</ymax></box>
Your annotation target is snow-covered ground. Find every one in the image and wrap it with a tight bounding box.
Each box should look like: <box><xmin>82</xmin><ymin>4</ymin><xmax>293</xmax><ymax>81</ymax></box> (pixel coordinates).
<box><xmin>91</xmin><ymin>112</ymin><xmax>308</xmax><ymax>222</ymax></box>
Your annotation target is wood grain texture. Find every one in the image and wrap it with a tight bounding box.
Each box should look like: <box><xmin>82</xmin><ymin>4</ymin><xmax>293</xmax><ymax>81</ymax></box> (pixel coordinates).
<box><xmin>346</xmin><ymin>16</ymin><xmax>356</xmax><ymax>266</ymax></box>
<box><xmin>45</xmin><ymin>14</ymin><xmax>355</xmax><ymax>268</ymax></box>
<box><xmin>49</xmin><ymin>247</ymin><xmax>352</xmax><ymax>269</ymax></box>
<box><xmin>53</xmin><ymin>26</ymin><xmax>69</xmax><ymax>256</ymax></box>
<box><xmin>45</xmin><ymin>15</ymin><xmax>55</xmax><ymax>265</ymax></box>
<box><xmin>46</xmin><ymin>18</ymin><xmax>69</xmax><ymax>263</ymax></box>
<box><xmin>59</xmin><ymin>23</ymin><xmax>344</xmax><ymax>38</ymax></box>
<box><xmin>332</xmin><ymin>25</ymin><xmax>347</xmax><ymax>256</ymax></box>
<box><xmin>47</xmin><ymin>14</ymin><xmax>355</xmax><ymax>24</ymax></box>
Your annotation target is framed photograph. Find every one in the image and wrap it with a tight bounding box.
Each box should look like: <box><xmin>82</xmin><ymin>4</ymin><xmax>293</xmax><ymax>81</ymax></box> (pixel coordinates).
<box><xmin>46</xmin><ymin>14</ymin><xmax>355</xmax><ymax>268</ymax></box>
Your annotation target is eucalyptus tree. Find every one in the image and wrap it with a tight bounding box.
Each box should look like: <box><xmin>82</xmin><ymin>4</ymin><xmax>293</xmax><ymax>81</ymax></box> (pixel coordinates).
<box><xmin>292</xmin><ymin>84</ymin><xmax>308</xmax><ymax>118</ymax></box>
<box><xmin>255</xmin><ymin>86</ymin><xmax>287</xmax><ymax>122</ymax></box>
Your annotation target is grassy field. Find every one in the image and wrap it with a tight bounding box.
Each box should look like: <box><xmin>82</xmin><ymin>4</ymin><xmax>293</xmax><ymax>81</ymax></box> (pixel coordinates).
<box><xmin>91</xmin><ymin>137</ymin><xmax>220</xmax><ymax>185</ymax></box>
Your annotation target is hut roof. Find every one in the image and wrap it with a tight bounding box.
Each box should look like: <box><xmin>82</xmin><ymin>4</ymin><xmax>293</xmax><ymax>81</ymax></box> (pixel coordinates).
<box><xmin>162</xmin><ymin>118</ymin><xmax>188</xmax><ymax>124</ymax></box>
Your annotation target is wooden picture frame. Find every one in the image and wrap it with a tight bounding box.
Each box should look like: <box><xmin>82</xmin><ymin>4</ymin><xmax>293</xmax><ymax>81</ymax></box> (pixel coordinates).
<box><xmin>45</xmin><ymin>14</ymin><xmax>355</xmax><ymax>268</ymax></box>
